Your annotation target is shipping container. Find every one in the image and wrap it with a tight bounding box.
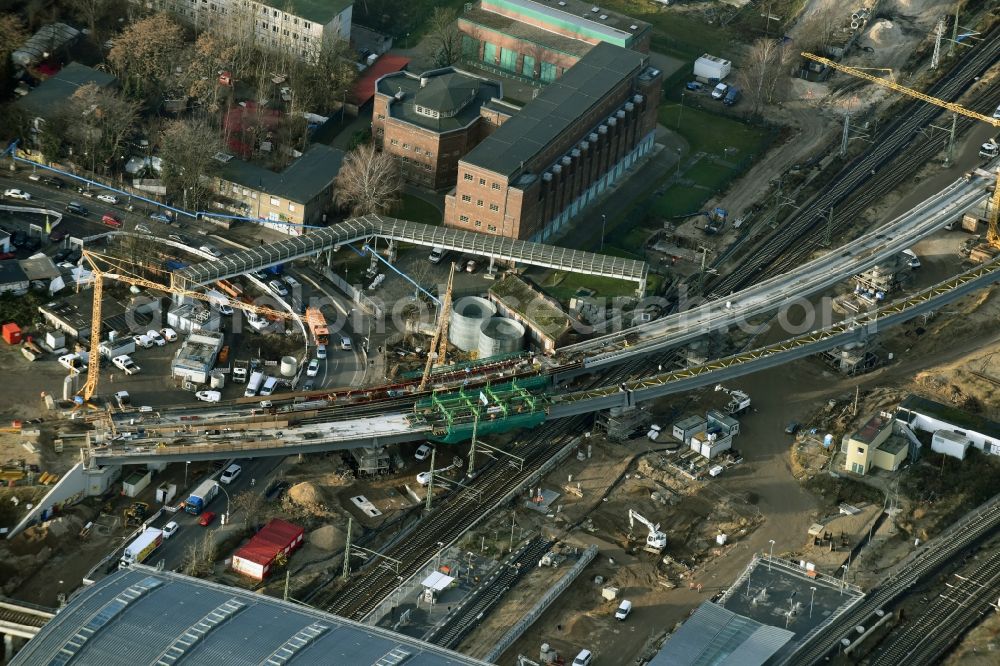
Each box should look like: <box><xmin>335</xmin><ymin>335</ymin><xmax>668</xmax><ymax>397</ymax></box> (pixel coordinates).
<box><xmin>231</xmin><ymin>519</ymin><xmax>304</xmax><ymax>581</ymax></box>
<box><xmin>693</xmin><ymin>54</ymin><xmax>731</xmax><ymax>82</ymax></box>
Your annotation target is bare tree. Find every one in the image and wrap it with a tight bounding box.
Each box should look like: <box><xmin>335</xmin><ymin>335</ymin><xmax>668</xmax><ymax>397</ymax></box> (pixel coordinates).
<box><xmin>63</xmin><ymin>83</ymin><xmax>141</xmax><ymax>174</ymax></box>
<box><xmin>68</xmin><ymin>0</ymin><xmax>113</xmax><ymax>38</ymax></box>
<box><xmin>108</xmin><ymin>12</ymin><xmax>185</xmax><ymax>100</ymax></box>
<box><xmin>796</xmin><ymin>5</ymin><xmax>844</xmax><ymax>57</ymax></box>
<box><xmin>182</xmin><ymin>531</ymin><xmax>219</xmax><ymax>578</ymax></box>
<box><xmin>334</xmin><ymin>144</ymin><xmax>401</xmax><ymax>217</ymax></box>
<box><xmin>0</xmin><ymin>14</ymin><xmax>27</xmax><ymax>86</ymax></box>
<box><xmin>737</xmin><ymin>39</ymin><xmax>790</xmax><ymax>117</ymax></box>
<box><xmin>426</xmin><ymin>7</ymin><xmax>463</xmax><ymax>67</ymax></box>
<box><xmin>289</xmin><ymin>40</ymin><xmax>357</xmax><ymax>113</ymax></box>
<box><xmin>232</xmin><ymin>490</ymin><xmax>265</xmax><ymax>531</ymax></box>
<box><xmin>159</xmin><ymin>116</ymin><xmax>222</xmax><ymax>210</ymax></box>
<box><xmin>180</xmin><ymin>33</ymin><xmax>238</xmax><ymax>113</ymax></box>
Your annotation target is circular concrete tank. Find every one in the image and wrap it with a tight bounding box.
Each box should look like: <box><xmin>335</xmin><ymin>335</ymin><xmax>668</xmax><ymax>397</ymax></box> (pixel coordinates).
<box><xmin>478</xmin><ymin>316</ymin><xmax>525</xmax><ymax>359</ymax></box>
<box><xmin>450</xmin><ymin>297</ymin><xmax>496</xmax><ymax>352</ymax></box>
<box><xmin>280</xmin><ymin>356</ymin><xmax>298</xmax><ymax>377</ymax></box>
<box><xmin>210</xmin><ymin>371</ymin><xmax>225</xmax><ymax>389</ymax></box>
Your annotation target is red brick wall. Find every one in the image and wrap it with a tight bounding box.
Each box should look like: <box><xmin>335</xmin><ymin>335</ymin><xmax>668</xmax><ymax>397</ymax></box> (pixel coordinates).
<box><xmin>458</xmin><ymin>19</ymin><xmax>579</xmax><ymax>79</ymax></box>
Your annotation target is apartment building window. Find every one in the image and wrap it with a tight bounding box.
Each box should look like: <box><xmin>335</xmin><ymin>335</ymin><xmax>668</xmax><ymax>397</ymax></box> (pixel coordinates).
<box><xmin>491</xmin><ymin>183</ymin><xmax>500</xmax><ymax>190</ymax></box>
<box><xmin>461</xmin><ymin>194</ymin><xmax>471</xmax><ymax>203</ymax></box>
<box><xmin>293</xmin><ymin>17</ymin><xmax>298</xmax><ymax>24</ymax></box>
<box><xmin>272</xmin><ymin>9</ymin><xmax>278</xmax><ymax>17</ymax></box>
<box><xmin>376</xmin><ymin>114</ymin><xmax>385</xmax><ymax>120</ymax></box>
<box><xmin>402</xmin><ymin>143</ymin><xmax>409</xmax><ymax>150</ymax></box>
<box><xmin>292</xmin><ymin>33</ymin><xmax>298</xmax><ymax>39</ymax></box>
<box><xmin>476</xmin><ymin>199</ymin><xmax>483</xmax><ymax>207</ymax></box>
<box><xmin>303</xmin><ymin>35</ymin><xmax>310</xmax><ymax>42</ymax></box>
<box><xmin>479</xmin><ymin>178</ymin><xmax>486</xmax><ymax>185</ymax></box>
<box><xmin>464</xmin><ymin>173</ymin><xmax>473</xmax><ymax>181</ymax></box>
<box><xmin>269</xmin><ymin>196</ymin><xmax>279</xmax><ymax>206</ymax></box>
<box><xmin>489</xmin><ymin>203</ymin><xmax>499</xmax><ymax>212</ymax></box>
<box><xmin>390</xmin><ymin>138</ymin><xmax>398</xmax><ymax>145</ymax></box>
<box><xmin>288</xmin><ymin>203</ymin><xmax>296</xmax><ymax>212</ymax></box>
<box><xmin>487</xmin><ymin>224</ymin><xmax>497</xmax><ymax>232</ymax></box>
<box><xmin>475</xmin><ymin>220</ymin><xmax>482</xmax><ymax>227</ymax></box>
<box><xmin>460</xmin><ymin>215</ymin><xmax>469</xmax><ymax>222</ymax></box>
<box><xmin>303</xmin><ymin>21</ymin><xmax>310</xmax><ymax>29</ymax></box>
<box><xmin>283</xmin><ymin>29</ymin><xmax>289</xmax><ymax>35</ymax></box>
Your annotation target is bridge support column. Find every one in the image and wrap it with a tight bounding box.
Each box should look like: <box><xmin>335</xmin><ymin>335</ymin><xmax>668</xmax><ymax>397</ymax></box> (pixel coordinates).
<box><xmin>386</xmin><ymin>239</ymin><xmax>397</xmax><ymax>263</ymax></box>
<box><xmin>5</xmin><ymin>634</ymin><xmax>18</xmax><ymax>662</ymax></box>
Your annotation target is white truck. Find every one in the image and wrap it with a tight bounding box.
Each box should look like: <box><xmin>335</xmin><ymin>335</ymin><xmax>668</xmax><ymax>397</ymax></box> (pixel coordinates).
<box><xmin>244</xmin><ymin>371</ymin><xmax>265</xmax><ymax>397</ymax></box>
<box><xmin>120</xmin><ymin>527</ymin><xmax>164</xmax><ymax>569</ymax></box>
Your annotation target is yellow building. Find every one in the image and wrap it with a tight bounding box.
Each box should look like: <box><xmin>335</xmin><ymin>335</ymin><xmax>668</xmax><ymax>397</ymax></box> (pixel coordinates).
<box><xmin>844</xmin><ymin>412</ymin><xmax>908</xmax><ymax>475</ymax></box>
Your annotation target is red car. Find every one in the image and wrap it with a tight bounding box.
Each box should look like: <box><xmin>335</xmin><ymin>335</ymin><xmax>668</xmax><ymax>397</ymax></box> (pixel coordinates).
<box><xmin>101</xmin><ymin>212</ymin><xmax>122</xmax><ymax>228</ymax></box>
<box><xmin>198</xmin><ymin>511</ymin><xmax>217</xmax><ymax>526</ymax></box>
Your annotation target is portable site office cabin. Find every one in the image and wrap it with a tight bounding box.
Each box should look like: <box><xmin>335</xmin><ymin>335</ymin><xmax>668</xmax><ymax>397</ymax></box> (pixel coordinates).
<box><xmin>693</xmin><ymin>54</ymin><xmax>731</xmax><ymax>82</ymax></box>
<box><xmin>231</xmin><ymin>519</ymin><xmax>305</xmax><ymax>581</ymax></box>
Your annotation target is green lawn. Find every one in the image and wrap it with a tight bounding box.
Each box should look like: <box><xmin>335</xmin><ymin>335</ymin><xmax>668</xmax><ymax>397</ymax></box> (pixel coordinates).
<box><xmin>543</xmin><ymin>271</ymin><xmax>639</xmax><ymax>301</ymax></box>
<box><xmin>651</xmin><ymin>184</ymin><xmax>711</xmax><ymax>218</ymax></box>
<box><xmin>597</xmin><ymin>1</ymin><xmax>739</xmax><ymax>61</ymax></box>
<box><xmin>660</xmin><ymin>104</ymin><xmax>773</xmax><ymax>158</ymax></box>
<box><xmin>393</xmin><ymin>193</ymin><xmax>442</xmax><ymax>226</ymax></box>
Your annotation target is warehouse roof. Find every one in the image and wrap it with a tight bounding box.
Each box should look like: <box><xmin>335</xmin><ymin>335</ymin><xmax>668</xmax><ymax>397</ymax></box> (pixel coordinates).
<box><xmin>460</xmin><ymin>42</ymin><xmax>646</xmax><ymax>178</ymax></box>
<box><xmin>11</xmin><ymin>568</ymin><xmax>489</xmax><ymax>666</ymax></box>
<box><xmin>218</xmin><ymin>144</ymin><xmax>344</xmax><ymax>205</ymax></box>
<box><xmin>649</xmin><ymin>602</ymin><xmax>794</xmax><ymax>666</ymax></box>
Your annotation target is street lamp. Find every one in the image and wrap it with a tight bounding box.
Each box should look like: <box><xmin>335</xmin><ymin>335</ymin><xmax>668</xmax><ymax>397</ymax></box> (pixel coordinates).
<box><xmin>676</xmin><ymin>147</ymin><xmax>683</xmax><ymax>178</ymax></box>
<box><xmin>184</xmin><ymin>461</ymin><xmax>190</xmax><ymax>487</ymax></box>
<box><xmin>768</xmin><ymin>539</ymin><xmax>775</xmax><ymax>570</ymax></box>
<box><xmin>215</xmin><ymin>482</ymin><xmax>231</xmax><ymax>525</ymax></box>
<box><xmin>677</xmin><ymin>91</ymin><xmax>685</xmax><ymax>130</ymax></box>
<box><xmin>600</xmin><ymin>214</ymin><xmax>606</xmax><ymax>251</ymax></box>
<box><xmin>809</xmin><ymin>586</ymin><xmax>817</xmax><ymax>618</ymax></box>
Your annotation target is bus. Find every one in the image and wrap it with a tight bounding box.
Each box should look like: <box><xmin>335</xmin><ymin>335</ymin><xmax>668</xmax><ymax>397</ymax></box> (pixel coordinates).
<box><xmin>305</xmin><ymin>307</ymin><xmax>329</xmax><ymax>346</ymax></box>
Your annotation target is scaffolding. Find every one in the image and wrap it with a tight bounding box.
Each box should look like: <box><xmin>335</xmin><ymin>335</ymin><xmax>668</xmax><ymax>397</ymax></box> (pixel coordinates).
<box><xmin>417</xmin><ymin>377</ymin><xmax>549</xmax><ymax>444</ymax></box>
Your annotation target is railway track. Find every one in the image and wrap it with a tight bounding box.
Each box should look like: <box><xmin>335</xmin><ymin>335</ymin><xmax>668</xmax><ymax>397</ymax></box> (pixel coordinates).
<box><xmin>782</xmin><ymin>494</ymin><xmax>1000</xmax><ymax>665</ymax></box>
<box><xmin>310</xmin><ymin>351</ymin><xmax>672</xmax><ymax>620</ymax></box>
<box><xmin>0</xmin><ymin>606</ymin><xmax>51</xmax><ymax>629</ymax></box>
<box><xmin>869</xmin><ymin>543</ymin><xmax>1000</xmax><ymax>666</ymax></box>
<box><xmin>426</xmin><ymin>537</ymin><xmax>553</xmax><ymax>650</ymax></box>
<box><xmin>709</xmin><ymin>25</ymin><xmax>1000</xmax><ymax>296</ymax></box>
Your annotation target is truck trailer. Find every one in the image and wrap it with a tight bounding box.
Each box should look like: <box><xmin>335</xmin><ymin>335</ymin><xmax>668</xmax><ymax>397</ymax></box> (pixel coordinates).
<box><xmin>185</xmin><ymin>479</ymin><xmax>219</xmax><ymax>515</ymax></box>
<box><xmin>120</xmin><ymin>527</ymin><xmax>163</xmax><ymax>569</ymax></box>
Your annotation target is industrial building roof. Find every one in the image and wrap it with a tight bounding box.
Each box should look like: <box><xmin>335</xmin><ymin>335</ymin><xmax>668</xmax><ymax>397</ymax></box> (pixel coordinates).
<box><xmin>649</xmin><ymin>602</ymin><xmax>794</xmax><ymax>666</ymax></box>
<box><xmin>480</xmin><ymin>0</ymin><xmax>650</xmax><ymax>45</ymax></box>
<box><xmin>17</xmin><ymin>62</ymin><xmax>116</xmax><ymax>119</ymax></box>
<box><xmin>0</xmin><ymin>260</ymin><xmax>29</xmax><ymax>286</ymax></box>
<box><xmin>218</xmin><ymin>144</ymin><xmax>344</xmax><ymax>205</ymax></box>
<box><xmin>377</xmin><ymin>68</ymin><xmax>502</xmax><ymax>133</ymax></box>
<box><xmin>259</xmin><ymin>0</ymin><xmax>353</xmax><ymax>24</ymax></box>
<box><xmin>898</xmin><ymin>394</ymin><xmax>1000</xmax><ymax>440</ymax></box>
<box><xmin>460</xmin><ymin>42</ymin><xmax>646</xmax><ymax>178</ymax></box>
<box><xmin>11</xmin><ymin>568</ymin><xmax>488</xmax><ymax>666</ymax></box>
<box><xmin>460</xmin><ymin>6</ymin><xmax>595</xmax><ymax>58</ymax></box>
<box><xmin>489</xmin><ymin>274</ymin><xmax>572</xmax><ymax>341</ymax></box>
<box><xmin>234</xmin><ymin>519</ymin><xmax>304</xmax><ymax>566</ymax></box>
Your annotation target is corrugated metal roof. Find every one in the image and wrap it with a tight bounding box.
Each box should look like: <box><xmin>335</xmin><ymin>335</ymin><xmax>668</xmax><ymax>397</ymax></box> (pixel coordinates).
<box><xmin>649</xmin><ymin>602</ymin><xmax>794</xmax><ymax>666</ymax></box>
<box><xmin>234</xmin><ymin>519</ymin><xmax>304</xmax><ymax>566</ymax></box>
<box><xmin>11</xmin><ymin>568</ymin><xmax>489</xmax><ymax>666</ymax></box>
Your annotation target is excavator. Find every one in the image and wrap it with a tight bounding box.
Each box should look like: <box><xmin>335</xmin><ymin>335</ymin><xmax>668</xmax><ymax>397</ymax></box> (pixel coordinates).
<box><xmin>628</xmin><ymin>509</ymin><xmax>668</xmax><ymax>554</ymax></box>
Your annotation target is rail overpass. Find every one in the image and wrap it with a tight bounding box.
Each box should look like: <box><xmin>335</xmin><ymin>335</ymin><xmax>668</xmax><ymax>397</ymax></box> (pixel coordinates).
<box><xmin>557</xmin><ymin>168</ymin><xmax>992</xmax><ymax>370</ymax></box>
<box><xmin>0</xmin><ymin>601</ymin><xmax>54</xmax><ymax>661</ymax></box>
<box><xmin>87</xmin><ymin>254</ymin><xmax>1000</xmax><ymax>466</ymax></box>
<box><xmin>171</xmin><ymin>214</ymin><xmax>648</xmax><ymax>291</ymax></box>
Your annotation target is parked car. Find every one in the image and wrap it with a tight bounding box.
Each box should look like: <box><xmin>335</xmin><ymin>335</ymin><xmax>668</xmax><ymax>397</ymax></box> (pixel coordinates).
<box><xmin>43</xmin><ymin>176</ymin><xmax>65</xmax><ymax>188</ymax></box>
<box><xmin>220</xmin><ymin>463</ymin><xmax>242</xmax><ymax>484</ymax></box>
<box><xmin>269</xmin><ymin>280</ymin><xmax>289</xmax><ymax>297</ymax></box>
<box><xmin>217</xmin><ymin>302</ymin><xmax>234</xmax><ymax>315</ymax></box>
<box><xmin>96</xmin><ymin>193</ymin><xmax>119</xmax><ymax>204</ymax></box>
<box><xmin>250</xmin><ymin>270</ymin><xmax>268</xmax><ymax>280</ymax></box>
<box><xmin>465</xmin><ymin>258</ymin><xmax>478</xmax><ymax>273</ymax></box>
<box><xmin>283</xmin><ymin>275</ymin><xmax>300</xmax><ymax>288</ymax></box>
<box><xmin>340</xmin><ymin>336</ymin><xmax>352</xmax><ymax>351</ymax></box>
<box><xmin>302</xmin><ymin>380</ymin><xmax>315</xmax><ymax>391</ymax></box>
<box><xmin>167</xmin><ymin>234</ymin><xmax>187</xmax><ymax>244</ymax></box>
<box><xmin>134</xmin><ymin>224</ymin><xmax>152</xmax><ymax>235</ymax></box>
<box><xmin>27</xmin><ymin>173</ymin><xmax>41</xmax><ymax>181</ymax></box>
<box><xmin>615</xmin><ymin>599</ymin><xmax>632</xmax><ymax>621</ymax></box>
<box><xmin>65</xmin><ymin>202</ymin><xmax>88</xmax><ymax>216</ymax></box>
<box><xmin>4</xmin><ymin>188</ymin><xmax>31</xmax><ymax>200</ymax></box>
<box><xmin>723</xmin><ymin>86</ymin><xmax>742</xmax><ymax>106</ymax></box>
<box><xmin>195</xmin><ymin>390</ymin><xmax>222</xmax><ymax>403</ymax></box>
<box><xmin>685</xmin><ymin>81</ymin><xmax>704</xmax><ymax>91</ymax></box>
<box><xmin>48</xmin><ymin>228</ymin><xmax>67</xmax><ymax>243</ymax></box>
<box><xmin>114</xmin><ymin>390</ymin><xmax>131</xmax><ymax>409</ymax></box>
<box><xmin>994</xmin><ymin>104</ymin><xmax>1000</xmax><ymax>120</ymax></box>
<box><xmin>711</xmin><ymin>82</ymin><xmax>729</xmax><ymax>99</ymax></box>
<box><xmin>112</xmin><ymin>354</ymin><xmax>141</xmax><ymax>375</ymax></box>
<box><xmin>149</xmin><ymin>212</ymin><xmax>171</xmax><ymax>223</ymax></box>
<box><xmin>159</xmin><ymin>327</ymin><xmax>178</xmax><ymax>342</ymax></box>
<box><xmin>306</xmin><ymin>358</ymin><xmax>320</xmax><ymax>377</ymax></box>
<box><xmin>146</xmin><ymin>329</ymin><xmax>166</xmax><ymax>346</ymax></box>
<box><xmin>416</xmin><ymin>471</ymin><xmax>432</xmax><ymax>486</ymax></box>
<box><xmin>53</xmin><ymin>248</ymin><xmax>73</xmax><ymax>263</ymax></box>
<box><xmin>316</xmin><ymin>344</ymin><xmax>327</xmax><ymax>359</ymax></box>
<box><xmin>133</xmin><ymin>334</ymin><xmax>153</xmax><ymax>348</ymax></box>
<box><xmin>198</xmin><ymin>511</ymin><xmax>217</xmax><ymax>526</ymax></box>
<box><xmin>162</xmin><ymin>521</ymin><xmax>179</xmax><ymax>539</ymax></box>
<box><xmin>199</xmin><ymin>244</ymin><xmax>222</xmax><ymax>258</ymax></box>
<box><xmin>414</xmin><ymin>443</ymin><xmax>433</xmax><ymax>461</ymax></box>
<box><xmin>102</xmin><ymin>212</ymin><xmax>122</xmax><ymax>228</ymax></box>
<box><xmin>428</xmin><ymin>246</ymin><xmax>446</xmax><ymax>263</ymax></box>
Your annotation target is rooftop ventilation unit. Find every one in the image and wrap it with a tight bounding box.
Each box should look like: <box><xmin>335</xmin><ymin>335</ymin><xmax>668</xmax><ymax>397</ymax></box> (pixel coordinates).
<box><xmin>599</xmin><ymin>14</ymin><xmax>608</xmax><ymax>20</ymax></box>
<box><xmin>591</xmin><ymin>6</ymin><xmax>599</xmax><ymax>12</ymax></box>
<box><xmin>630</xmin><ymin>24</ymin><xmax>638</xmax><ymax>30</ymax></box>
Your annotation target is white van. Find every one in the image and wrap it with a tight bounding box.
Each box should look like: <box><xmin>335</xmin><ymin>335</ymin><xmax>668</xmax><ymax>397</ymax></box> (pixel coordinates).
<box><xmin>244</xmin><ymin>371</ymin><xmax>265</xmax><ymax>397</ymax></box>
<box><xmin>572</xmin><ymin>649</ymin><xmax>593</xmax><ymax>666</ymax></box>
<box><xmin>259</xmin><ymin>376</ymin><xmax>278</xmax><ymax>396</ymax></box>
<box><xmin>901</xmin><ymin>248</ymin><xmax>920</xmax><ymax>269</ymax></box>
<box><xmin>428</xmin><ymin>246</ymin><xmax>445</xmax><ymax>263</ymax></box>
<box><xmin>615</xmin><ymin>599</ymin><xmax>632</xmax><ymax>620</ymax></box>
<box><xmin>340</xmin><ymin>335</ymin><xmax>352</xmax><ymax>351</ymax></box>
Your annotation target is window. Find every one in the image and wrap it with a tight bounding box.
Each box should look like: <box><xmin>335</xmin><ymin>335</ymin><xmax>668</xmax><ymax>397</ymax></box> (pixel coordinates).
<box><xmin>464</xmin><ymin>173</ymin><xmax>473</xmax><ymax>181</ymax></box>
<box><xmin>402</xmin><ymin>143</ymin><xmax>409</xmax><ymax>150</ymax></box>
<box><xmin>269</xmin><ymin>196</ymin><xmax>279</xmax><ymax>206</ymax></box>
<box><xmin>273</xmin><ymin>9</ymin><xmax>278</xmax><ymax>17</ymax></box>
<box><xmin>487</xmin><ymin>224</ymin><xmax>497</xmax><ymax>232</ymax></box>
<box><xmin>288</xmin><ymin>203</ymin><xmax>296</xmax><ymax>212</ymax></box>
<box><xmin>303</xmin><ymin>21</ymin><xmax>310</xmax><ymax>29</ymax></box>
<box><xmin>250</xmin><ymin>192</ymin><xmax>257</xmax><ymax>199</ymax></box>
<box><xmin>491</xmin><ymin>182</ymin><xmax>500</xmax><ymax>190</ymax></box>
<box><xmin>461</xmin><ymin>194</ymin><xmax>471</xmax><ymax>203</ymax></box>
<box><xmin>283</xmin><ymin>29</ymin><xmax>288</xmax><ymax>35</ymax></box>
<box><xmin>303</xmin><ymin>35</ymin><xmax>309</xmax><ymax>42</ymax></box>
<box><xmin>390</xmin><ymin>139</ymin><xmax>399</xmax><ymax>146</ymax></box>
<box><xmin>489</xmin><ymin>203</ymin><xmax>499</xmax><ymax>212</ymax></box>
<box><xmin>460</xmin><ymin>215</ymin><xmax>469</xmax><ymax>222</ymax></box>
<box><xmin>476</xmin><ymin>199</ymin><xmax>483</xmax><ymax>207</ymax></box>
<box><xmin>376</xmin><ymin>114</ymin><xmax>385</xmax><ymax>120</ymax></box>
<box><xmin>856</xmin><ymin>447</ymin><xmax>865</xmax><ymax>454</ymax></box>
<box><xmin>293</xmin><ymin>17</ymin><xmax>298</xmax><ymax>24</ymax></box>
<box><xmin>479</xmin><ymin>178</ymin><xmax>486</xmax><ymax>185</ymax></box>
<box><xmin>475</xmin><ymin>220</ymin><xmax>482</xmax><ymax>227</ymax></box>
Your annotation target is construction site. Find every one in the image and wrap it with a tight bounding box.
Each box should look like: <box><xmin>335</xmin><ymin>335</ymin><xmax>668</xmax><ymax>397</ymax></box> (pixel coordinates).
<box><xmin>2</xmin><ymin>1</ymin><xmax>1000</xmax><ymax>665</ymax></box>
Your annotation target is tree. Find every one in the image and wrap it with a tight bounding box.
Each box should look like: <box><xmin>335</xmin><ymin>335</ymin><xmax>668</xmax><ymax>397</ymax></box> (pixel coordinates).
<box><xmin>160</xmin><ymin>116</ymin><xmax>222</xmax><ymax>210</ymax></box>
<box><xmin>426</xmin><ymin>7</ymin><xmax>463</xmax><ymax>67</ymax></box>
<box><xmin>796</xmin><ymin>5</ymin><xmax>843</xmax><ymax>57</ymax></box>
<box><xmin>180</xmin><ymin>33</ymin><xmax>238</xmax><ymax>113</ymax></box>
<box><xmin>68</xmin><ymin>0</ymin><xmax>115</xmax><ymax>38</ymax></box>
<box><xmin>107</xmin><ymin>13</ymin><xmax>185</xmax><ymax>100</ymax></box>
<box><xmin>62</xmin><ymin>84</ymin><xmax>141</xmax><ymax>174</ymax></box>
<box><xmin>334</xmin><ymin>144</ymin><xmax>401</xmax><ymax>217</ymax></box>
<box><xmin>289</xmin><ymin>39</ymin><xmax>357</xmax><ymax>114</ymax></box>
<box><xmin>232</xmin><ymin>490</ymin><xmax>265</xmax><ymax>531</ymax></box>
<box><xmin>737</xmin><ymin>39</ymin><xmax>790</xmax><ymax>117</ymax></box>
<box><xmin>0</xmin><ymin>14</ymin><xmax>27</xmax><ymax>89</ymax></box>
<box><xmin>182</xmin><ymin>531</ymin><xmax>218</xmax><ymax>578</ymax></box>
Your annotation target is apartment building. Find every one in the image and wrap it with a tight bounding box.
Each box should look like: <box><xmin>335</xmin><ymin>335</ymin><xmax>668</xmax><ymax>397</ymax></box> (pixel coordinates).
<box><xmin>373</xmin><ymin>67</ymin><xmax>517</xmax><ymax>190</ymax></box>
<box><xmin>443</xmin><ymin>42</ymin><xmax>661</xmax><ymax>241</ymax></box>
<box><xmin>211</xmin><ymin>144</ymin><xmax>345</xmax><ymax>236</ymax></box>
<box><xmin>136</xmin><ymin>0</ymin><xmax>352</xmax><ymax>61</ymax></box>
<box><xmin>458</xmin><ymin>0</ymin><xmax>650</xmax><ymax>83</ymax></box>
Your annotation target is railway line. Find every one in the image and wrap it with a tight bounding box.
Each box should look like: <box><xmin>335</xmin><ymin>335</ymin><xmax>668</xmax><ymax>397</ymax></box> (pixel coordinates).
<box><xmin>781</xmin><ymin>493</ymin><xmax>1000</xmax><ymax>665</ymax></box>
<box><xmin>0</xmin><ymin>606</ymin><xmax>49</xmax><ymax>629</ymax></box>
<box><xmin>869</xmin><ymin>543</ymin><xmax>1000</xmax><ymax>666</ymax></box>
<box><xmin>709</xmin><ymin>24</ymin><xmax>1000</xmax><ymax>295</ymax></box>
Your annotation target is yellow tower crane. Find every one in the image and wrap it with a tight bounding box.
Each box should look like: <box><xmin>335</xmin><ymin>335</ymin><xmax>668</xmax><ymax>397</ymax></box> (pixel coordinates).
<box><xmin>418</xmin><ymin>262</ymin><xmax>456</xmax><ymax>391</ymax></box>
<box><xmin>801</xmin><ymin>52</ymin><xmax>1000</xmax><ymax>251</ymax></box>
<box><xmin>79</xmin><ymin>249</ymin><xmax>298</xmax><ymax>402</ymax></box>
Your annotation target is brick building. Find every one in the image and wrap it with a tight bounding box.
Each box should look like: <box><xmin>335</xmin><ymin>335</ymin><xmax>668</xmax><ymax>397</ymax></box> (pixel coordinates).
<box><xmin>373</xmin><ymin>67</ymin><xmax>516</xmax><ymax>190</ymax></box>
<box><xmin>458</xmin><ymin>0</ymin><xmax>650</xmax><ymax>83</ymax></box>
<box><xmin>444</xmin><ymin>42</ymin><xmax>661</xmax><ymax>241</ymax></box>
